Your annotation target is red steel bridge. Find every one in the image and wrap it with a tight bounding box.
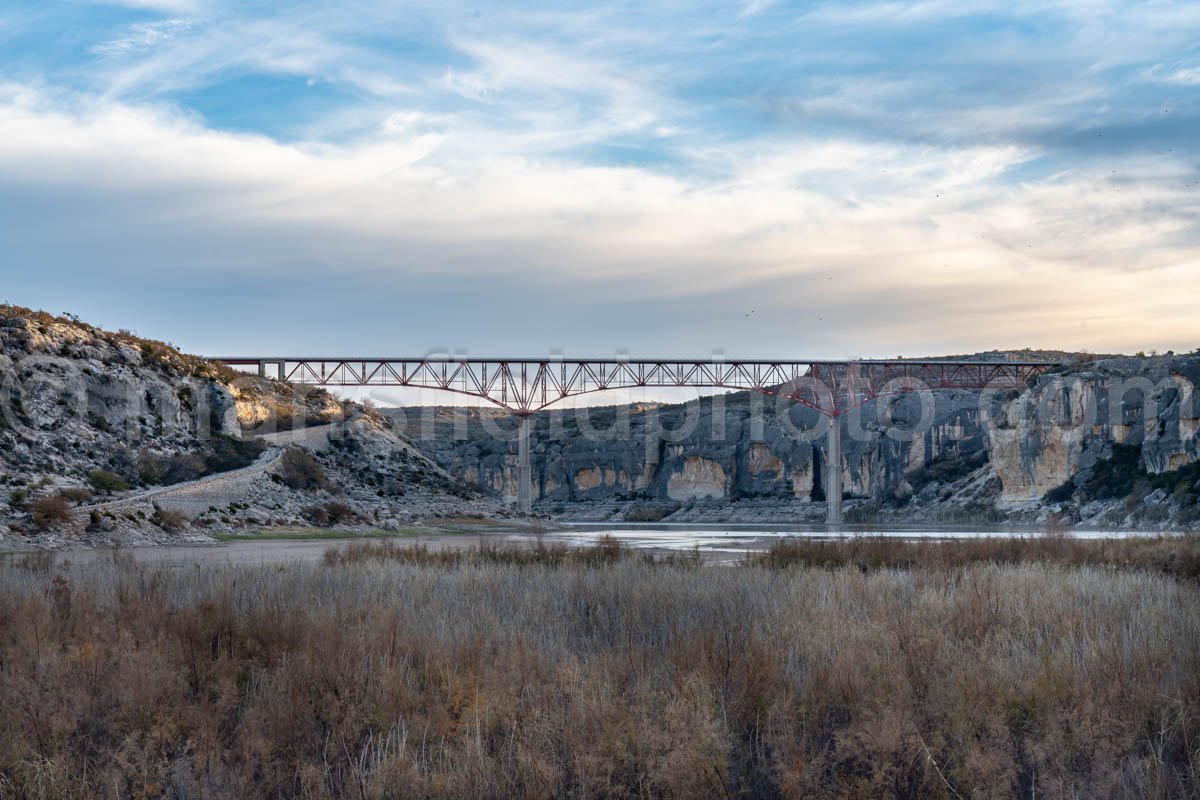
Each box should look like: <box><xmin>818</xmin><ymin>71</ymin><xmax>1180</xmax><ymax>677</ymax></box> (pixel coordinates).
<box><xmin>214</xmin><ymin>356</ymin><xmax>1059</xmax><ymax>525</ymax></box>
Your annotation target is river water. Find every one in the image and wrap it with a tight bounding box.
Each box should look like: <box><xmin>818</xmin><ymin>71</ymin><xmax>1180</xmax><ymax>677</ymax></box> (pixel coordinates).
<box><xmin>6</xmin><ymin>523</ymin><xmax>1170</xmax><ymax>567</ymax></box>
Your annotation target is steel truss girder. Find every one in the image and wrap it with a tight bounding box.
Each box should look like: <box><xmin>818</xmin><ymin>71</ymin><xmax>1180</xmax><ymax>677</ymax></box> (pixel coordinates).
<box><xmin>215</xmin><ymin>357</ymin><xmax>1057</xmax><ymax>416</ymax></box>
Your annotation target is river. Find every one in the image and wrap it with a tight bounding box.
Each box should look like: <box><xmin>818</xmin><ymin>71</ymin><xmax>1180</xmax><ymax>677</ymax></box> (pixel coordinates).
<box><xmin>3</xmin><ymin>523</ymin><xmax>1172</xmax><ymax>567</ymax></box>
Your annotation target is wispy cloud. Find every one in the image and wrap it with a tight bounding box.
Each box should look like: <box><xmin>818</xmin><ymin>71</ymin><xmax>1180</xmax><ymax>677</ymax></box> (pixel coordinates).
<box><xmin>0</xmin><ymin>0</ymin><xmax>1197</xmax><ymax>355</ymax></box>
<box><xmin>86</xmin><ymin>0</ymin><xmax>203</xmax><ymax>12</ymax></box>
<box><xmin>91</xmin><ymin>18</ymin><xmax>196</xmax><ymax>56</ymax></box>
<box><xmin>1163</xmin><ymin>66</ymin><xmax>1200</xmax><ymax>86</ymax></box>
<box><xmin>739</xmin><ymin>0</ymin><xmax>775</xmax><ymax>17</ymax></box>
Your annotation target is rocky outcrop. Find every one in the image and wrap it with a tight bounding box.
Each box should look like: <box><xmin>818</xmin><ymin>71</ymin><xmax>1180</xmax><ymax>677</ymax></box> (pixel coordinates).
<box><xmin>986</xmin><ymin>357</ymin><xmax>1200</xmax><ymax>506</ymax></box>
<box><xmin>0</xmin><ymin>305</ymin><xmax>508</xmax><ymax>547</ymax></box>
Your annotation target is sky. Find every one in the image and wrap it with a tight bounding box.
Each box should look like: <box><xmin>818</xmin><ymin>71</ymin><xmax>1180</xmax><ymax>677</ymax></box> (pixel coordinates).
<box><xmin>1</xmin><ymin>0</ymin><xmax>1198</xmax><ymax>363</ymax></box>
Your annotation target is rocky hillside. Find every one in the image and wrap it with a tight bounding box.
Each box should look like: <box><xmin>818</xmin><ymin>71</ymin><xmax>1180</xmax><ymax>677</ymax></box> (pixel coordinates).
<box><xmin>0</xmin><ymin>305</ymin><xmax>508</xmax><ymax>548</ymax></box>
<box><xmin>396</xmin><ymin>352</ymin><xmax>1200</xmax><ymax>529</ymax></box>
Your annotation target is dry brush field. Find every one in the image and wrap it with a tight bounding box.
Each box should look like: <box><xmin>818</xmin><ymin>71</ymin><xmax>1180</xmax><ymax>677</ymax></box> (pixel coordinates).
<box><xmin>1</xmin><ymin>537</ymin><xmax>1199</xmax><ymax>799</ymax></box>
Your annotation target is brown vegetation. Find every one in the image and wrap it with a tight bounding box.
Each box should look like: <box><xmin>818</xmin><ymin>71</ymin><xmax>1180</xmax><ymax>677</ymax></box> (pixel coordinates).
<box><xmin>320</xmin><ymin>535</ymin><xmax>687</xmax><ymax>569</ymax></box>
<box><xmin>57</xmin><ymin>487</ymin><xmax>93</xmax><ymax>505</ymax></box>
<box><xmin>0</xmin><ymin>538</ymin><xmax>1197</xmax><ymax>798</ymax></box>
<box><xmin>750</xmin><ymin>533</ymin><xmax>1200</xmax><ymax>580</ymax></box>
<box><xmin>302</xmin><ymin>500</ymin><xmax>357</xmax><ymax>527</ymax></box>
<box><xmin>278</xmin><ymin>447</ymin><xmax>328</xmax><ymax>491</ymax></box>
<box><xmin>27</xmin><ymin>495</ymin><xmax>71</xmax><ymax>530</ymax></box>
<box><xmin>150</xmin><ymin>504</ymin><xmax>189</xmax><ymax>531</ymax></box>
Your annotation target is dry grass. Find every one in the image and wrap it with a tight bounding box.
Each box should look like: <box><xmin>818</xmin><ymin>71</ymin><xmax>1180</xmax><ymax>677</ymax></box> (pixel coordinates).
<box><xmin>750</xmin><ymin>533</ymin><xmax>1200</xmax><ymax>580</ymax></box>
<box><xmin>321</xmin><ymin>535</ymin><xmax>701</xmax><ymax>569</ymax></box>
<box><xmin>0</xmin><ymin>540</ymin><xmax>1198</xmax><ymax>798</ymax></box>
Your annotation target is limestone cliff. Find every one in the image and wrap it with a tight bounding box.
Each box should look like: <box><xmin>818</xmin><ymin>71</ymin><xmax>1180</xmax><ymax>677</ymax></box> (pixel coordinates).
<box><xmin>988</xmin><ymin>356</ymin><xmax>1200</xmax><ymax>525</ymax></box>
<box><xmin>397</xmin><ymin>353</ymin><xmax>1200</xmax><ymax>528</ymax></box>
<box><xmin>394</xmin><ymin>387</ymin><xmax>989</xmax><ymax>519</ymax></box>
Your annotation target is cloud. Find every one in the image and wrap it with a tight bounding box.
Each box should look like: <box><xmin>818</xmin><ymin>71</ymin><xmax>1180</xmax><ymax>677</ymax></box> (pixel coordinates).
<box><xmin>0</xmin><ymin>1</ymin><xmax>1198</xmax><ymax>356</ymax></box>
<box><xmin>0</xmin><ymin>84</ymin><xmax>1196</xmax><ymax>357</ymax></box>
<box><xmin>1163</xmin><ymin>66</ymin><xmax>1200</xmax><ymax>86</ymax></box>
<box><xmin>443</xmin><ymin>36</ymin><xmax>664</xmax><ymax>138</ymax></box>
<box><xmin>86</xmin><ymin>0</ymin><xmax>203</xmax><ymax>11</ymax></box>
<box><xmin>739</xmin><ymin>0</ymin><xmax>775</xmax><ymax>17</ymax></box>
<box><xmin>91</xmin><ymin>18</ymin><xmax>197</xmax><ymax>56</ymax></box>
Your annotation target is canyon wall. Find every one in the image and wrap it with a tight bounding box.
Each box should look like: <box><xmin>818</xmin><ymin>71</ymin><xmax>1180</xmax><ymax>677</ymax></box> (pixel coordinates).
<box><xmin>397</xmin><ymin>388</ymin><xmax>993</xmax><ymax>506</ymax></box>
<box><xmin>398</xmin><ymin>354</ymin><xmax>1200</xmax><ymax>524</ymax></box>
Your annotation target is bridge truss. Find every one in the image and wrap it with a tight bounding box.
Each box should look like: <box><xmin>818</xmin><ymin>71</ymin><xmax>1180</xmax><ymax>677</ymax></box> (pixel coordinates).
<box><xmin>215</xmin><ymin>356</ymin><xmax>1058</xmax><ymax>525</ymax></box>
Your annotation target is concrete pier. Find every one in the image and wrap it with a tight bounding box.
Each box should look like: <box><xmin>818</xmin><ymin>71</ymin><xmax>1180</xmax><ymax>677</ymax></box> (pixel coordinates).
<box><xmin>825</xmin><ymin>418</ymin><xmax>843</xmax><ymax>527</ymax></box>
<box><xmin>517</xmin><ymin>414</ymin><xmax>532</xmax><ymax>514</ymax></box>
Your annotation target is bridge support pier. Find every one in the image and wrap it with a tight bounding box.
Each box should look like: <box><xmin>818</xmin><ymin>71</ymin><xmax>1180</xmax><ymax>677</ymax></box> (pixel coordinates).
<box><xmin>825</xmin><ymin>417</ymin><xmax>842</xmax><ymax>528</ymax></box>
<box><xmin>517</xmin><ymin>414</ymin><xmax>532</xmax><ymax>514</ymax></box>
<box><xmin>256</xmin><ymin>360</ymin><xmax>286</xmax><ymax>381</ymax></box>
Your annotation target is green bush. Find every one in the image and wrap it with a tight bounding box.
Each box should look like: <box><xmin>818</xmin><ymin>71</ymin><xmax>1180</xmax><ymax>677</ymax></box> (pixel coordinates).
<box><xmin>204</xmin><ymin>435</ymin><xmax>267</xmax><ymax>473</ymax></box>
<box><xmin>87</xmin><ymin>469</ymin><xmax>130</xmax><ymax>495</ymax></box>
<box><xmin>1044</xmin><ymin>481</ymin><xmax>1075</xmax><ymax>504</ymax></box>
<box><xmin>138</xmin><ymin>450</ymin><xmax>206</xmax><ymax>486</ymax></box>
<box><xmin>1089</xmin><ymin>444</ymin><xmax>1144</xmax><ymax>500</ymax></box>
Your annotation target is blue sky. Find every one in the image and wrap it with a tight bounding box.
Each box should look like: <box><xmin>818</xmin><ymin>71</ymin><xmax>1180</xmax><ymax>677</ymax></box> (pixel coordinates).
<box><xmin>1</xmin><ymin>0</ymin><xmax>1198</xmax><ymax>362</ymax></box>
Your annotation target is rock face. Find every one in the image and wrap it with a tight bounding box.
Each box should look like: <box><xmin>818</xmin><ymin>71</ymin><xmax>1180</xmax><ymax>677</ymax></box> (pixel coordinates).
<box><xmin>667</xmin><ymin>456</ymin><xmax>728</xmax><ymax>500</ymax></box>
<box><xmin>397</xmin><ymin>353</ymin><xmax>1200</xmax><ymax>528</ymax></box>
<box><xmin>0</xmin><ymin>305</ymin><xmax>505</xmax><ymax>547</ymax></box>
<box><xmin>397</xmin><ymin>397</ymin><xmax>822</xmax><ymax>507</ymax></box>
<box><xmin>985</xmin><ymin>357</ymin><xmax>1200</xmax><ymax>507</ymax></box>
<box><xmin>0</xmin><ymin>309</ymin><xmax>242</xmax><ymax>482</ymax></box>
<box><xmin>395</xmin><ymin>388</ymin><xmax>991</xmax><ymax>509</ymax></box>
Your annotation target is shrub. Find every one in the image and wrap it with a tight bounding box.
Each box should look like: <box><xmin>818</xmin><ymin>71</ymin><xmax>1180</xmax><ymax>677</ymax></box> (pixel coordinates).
<box><xmin>29</xmin><ymin>495</ymin><xmax>71</xmax><ymax>530</ymax></box>
<box><xmin>204</xmin><ymin>435</ymin><xmax>267</xmax><ymax>473</ymax></box>
<box><xmin>138</xmin><ymin>450</ymin><xmax>206</xmax><ymax>485</ymax></box>
<box><xmin>87</xmin><ymin>469</ymin><xmax>130</xmax><ymax>494</ymax></box>
<box><xmin>301</xmin><ymin>504</ymin><xmax>330</xmax><ymax>526</ymax></box>
<box><xmin>623</xmin><ymin>502</ymin><xmax>680</xmax><ymax>522</ymax></box>
<box><xmin>302</xmin><ymin>501</ymin><xmax>357</xmax><ymax>526</ymax></box>
<box><xmin>151</xmin><ymin>505</ymin><xmax>189</xmax><ymax>531</ymax></box>
<box><xmin>7</xmin><ymin>489</ymin><xmax>27</xmax><ymax>509</ymax></box>
<box><xmin>905</xmin><ymin>449</ymin><xmax>989</xmax><ymax>494</ymax></box>
<box><xmin>324</xmin><ymin>501</ymin><xmax>356</xmax><ymax>524</ymax></box>
<box><xmin>1043</xmin><ymin>480</ymin><xmax>1075</xmax><ymax>504</ymax></box>
<box><xmin>278</xmin><ymin>448</ymin><xmax>327</xmax><ymax>491</ymax></box>
<box><xmin>58</xmin><ymin>487</ymin><xmax>93</xmax><ymax>505</ymax></box>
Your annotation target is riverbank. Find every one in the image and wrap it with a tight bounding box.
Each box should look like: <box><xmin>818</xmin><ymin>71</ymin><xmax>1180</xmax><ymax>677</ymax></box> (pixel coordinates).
<box><xmin>3</xmin><ymin>525</ymin><xmax>1196</xmax><ymax>570</ymax></box>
